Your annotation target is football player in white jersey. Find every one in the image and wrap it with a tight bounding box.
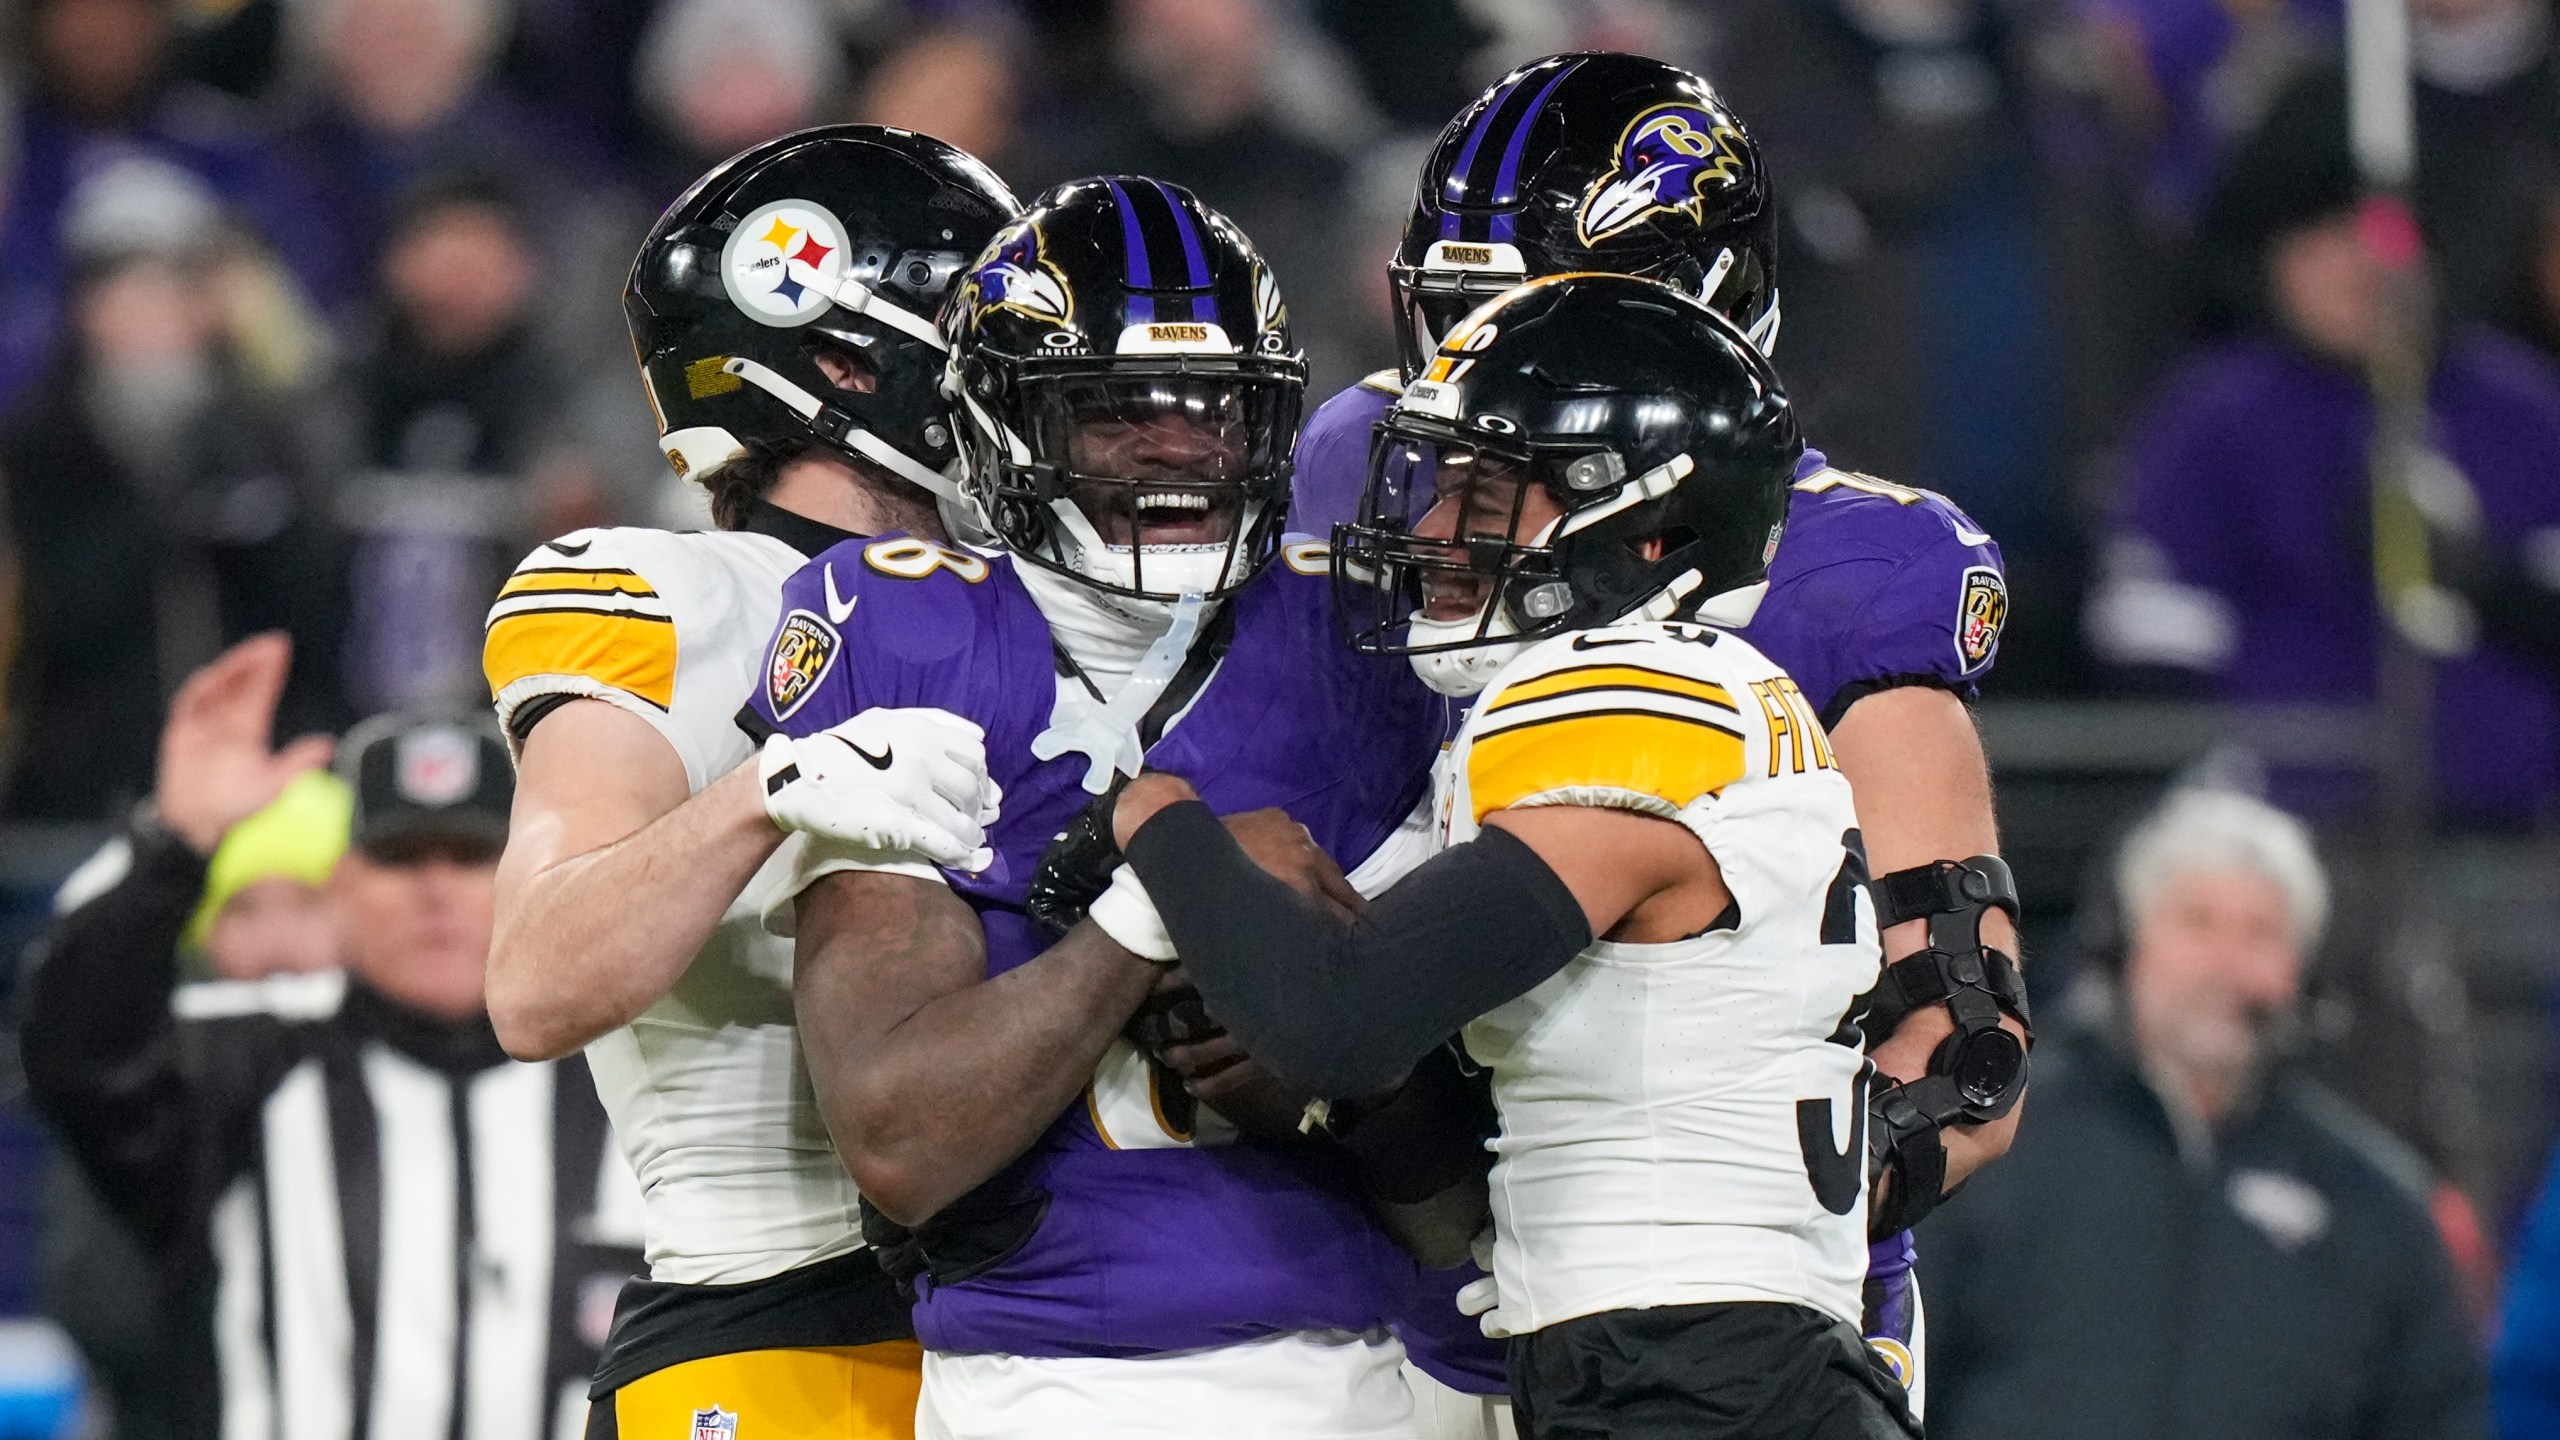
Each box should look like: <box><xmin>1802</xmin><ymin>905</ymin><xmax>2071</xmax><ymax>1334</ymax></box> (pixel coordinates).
<box><xmin>1087</xmin><ymin>276</ymin><xmax>2014</xmax><ymax>1438</ymax></box>
<box><xmin>480</xmin><ymin>127</ymin><xmax>1016</xmax><ymax>1439</ymax></box>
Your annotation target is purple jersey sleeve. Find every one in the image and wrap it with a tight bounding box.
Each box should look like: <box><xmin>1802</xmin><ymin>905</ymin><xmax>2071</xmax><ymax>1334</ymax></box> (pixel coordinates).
<box><xmin>1744</xmin><ymin>470</ymin><xmax>2008</xmax><ymax>725</ymax></box>
<box><xmin>1286</xmin><ymin>375</ymin><xmax>1400</xmax><ymax>537</ymax></box>
<box><xmin>743</xmin><ymin>541</ymin><xmax>872</xmax><ymax>739</ymax></box>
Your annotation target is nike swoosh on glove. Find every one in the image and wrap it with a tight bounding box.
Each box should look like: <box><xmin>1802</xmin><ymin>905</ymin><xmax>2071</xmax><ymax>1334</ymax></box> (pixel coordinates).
<box><xmin>759</xmin><ymin>709</ymin><xmax>1002</xmax><ymax>871</ymax></box>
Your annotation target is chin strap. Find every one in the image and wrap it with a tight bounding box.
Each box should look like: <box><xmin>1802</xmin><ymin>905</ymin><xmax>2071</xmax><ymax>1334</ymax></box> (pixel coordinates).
<box><xmin>719</xmin><ymin>356</ymin><xmax>965</xmax><ymax>505</ymax></box>
<box><xmin>1861</xmin><ymin>855</ymin><xmax>2032</xmax><ymax>1237</ymax></box>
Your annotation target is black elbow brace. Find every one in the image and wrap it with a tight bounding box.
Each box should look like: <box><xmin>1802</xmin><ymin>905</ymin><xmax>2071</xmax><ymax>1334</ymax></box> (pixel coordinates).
<box><xmin>1862</xmin><ymin>855</ymin><xmax>2032</xmax><ymax>1237</ymax></box>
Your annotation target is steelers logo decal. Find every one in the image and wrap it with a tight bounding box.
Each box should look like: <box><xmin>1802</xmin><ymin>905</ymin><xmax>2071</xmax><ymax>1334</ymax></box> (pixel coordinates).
<box><xmin>721</xmin><ymin>199</ymin><xmax>851</xmax><ymax>327</ymax></box>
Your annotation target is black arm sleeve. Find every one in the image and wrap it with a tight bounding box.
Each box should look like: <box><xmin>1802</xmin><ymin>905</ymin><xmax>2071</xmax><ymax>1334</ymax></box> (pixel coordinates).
<box><xmin>1124</xmin><ymin>800</ymin><xmax>1592</xmax><ymax>1098</ymax></box>
<box><xmin>17</xmin><ymin>825</ymin><xmax>212</xmax><ymax>1252</ymax></box>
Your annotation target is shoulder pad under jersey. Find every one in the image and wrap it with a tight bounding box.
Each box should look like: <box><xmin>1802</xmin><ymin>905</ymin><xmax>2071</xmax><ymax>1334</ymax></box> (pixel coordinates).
<box><xmin>1288</xmin><ymin>379</ymin><xmax>1405</xmax><ymax>537</ymax></box>
<box><xmin>485</xmin><ymin>526</ymin><xmax>802</xmax><ymax>787</ymax></box>
<box><xmin>1760</xmin><ymin>467</ymin><xmax>2008</xmax><ymax>722</ymax></box>
<box><xmin>1461</xmin><ymin>622</ymin><xmax>1803</xmax><ymax>828</ymax></box>
<box><xmin>743</xmin><ymin>532</ymin><xmax>1020</xmax><ymax>742</ymax></box>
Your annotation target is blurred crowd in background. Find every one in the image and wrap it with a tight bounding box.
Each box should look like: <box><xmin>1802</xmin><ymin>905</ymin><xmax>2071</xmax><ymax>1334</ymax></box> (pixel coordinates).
<box><xmin>5</xmin><ymin>0</ymin><xmax>2560</xmax><ymax>806</ymax></box>
<box><xmin>0</xmin><ymin>0</ymin><xmax>2554</xmax><ymax>757</ymax></box>
<box><xmin>4</xmin><ymin>0</ymin><xmax>2560</xmax><ymax>1433</ymax></box>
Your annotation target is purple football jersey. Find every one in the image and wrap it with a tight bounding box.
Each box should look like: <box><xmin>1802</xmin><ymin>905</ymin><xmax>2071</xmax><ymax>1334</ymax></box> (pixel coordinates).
<box><xmin>746</xmin><ymin>536</ymin><xmax>1451</xmax><ymax>1359</ymax></box>
<box><xmin>1289</xmin><ymin>377</ymin><xmax>2010</xmax><ymax>724</ymax></box>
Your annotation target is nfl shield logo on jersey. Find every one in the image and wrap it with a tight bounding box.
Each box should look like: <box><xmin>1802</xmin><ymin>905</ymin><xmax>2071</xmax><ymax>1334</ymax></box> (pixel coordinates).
<box><xmin>766</xmin><ymin>610</ymin><xmax>841</xmax><ymax>720</ymax></box>
<box><xmin>690</xmin><ymin>1407</ymin><xmax>737</xmax><ymax>1440</ymax></box>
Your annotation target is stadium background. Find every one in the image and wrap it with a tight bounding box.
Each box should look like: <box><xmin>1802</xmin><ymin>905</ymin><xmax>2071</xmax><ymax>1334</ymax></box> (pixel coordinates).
<box><xmin>0</xmin><ymin>0</ymin><xmax>2556</xmax><ymax>1429</ymax></box>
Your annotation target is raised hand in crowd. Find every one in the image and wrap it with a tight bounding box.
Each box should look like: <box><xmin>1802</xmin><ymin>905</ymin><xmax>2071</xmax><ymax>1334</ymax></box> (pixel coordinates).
<box><xmin>154</xmin><ymin>633</ymin><xmax>336</xmax><ymax>855</ymax></box>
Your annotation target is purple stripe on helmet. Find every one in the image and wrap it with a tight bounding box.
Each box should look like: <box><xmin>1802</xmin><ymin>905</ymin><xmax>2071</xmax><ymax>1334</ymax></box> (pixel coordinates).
<box><xmin>1440</xmin><ymin>69</ymin><xmax>1529</xmax><ymax>214</ymax></box>
<box><xmin>1107</xmin><ymin>179</ymin><xmax>1155</xmax><ymax>324</ymax></box>
<box><xmin>1487</xmin><ymin>58</ymin><xmax>1580</xmax><ymax>243</ymax></box>
<box><xmin>1155</xmin><ymin>179</ymin><xmax>1215</xmax><ymax>322</ymax></box>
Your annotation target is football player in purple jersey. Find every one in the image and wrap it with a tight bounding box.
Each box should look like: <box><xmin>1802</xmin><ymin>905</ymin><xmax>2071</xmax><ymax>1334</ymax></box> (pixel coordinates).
<box><xmin>1279</xmin><ymin>51</ymin><xmax>2031</xmax><ymax>1421</ymax></box>
<box><xmin>747</xmin><ymin>178</ymin><xmax>1462</xmax><ymax>1439</ymax></box>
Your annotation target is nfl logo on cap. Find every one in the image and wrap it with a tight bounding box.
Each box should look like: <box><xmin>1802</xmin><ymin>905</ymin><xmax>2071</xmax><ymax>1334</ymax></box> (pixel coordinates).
<box><xmin>394</xmin><ymin>725</ymin><xmax>481</xmax><ymax>807</ymax></box>
<box><xmin>690</xmin><ymin>1407</ymin><xmax>737</xmax><ymax>1440</ymax></box>
<box><xmin>340</xmin><ymin>710</ymin><xmax>514</xmax><ymax>856</ymax></box>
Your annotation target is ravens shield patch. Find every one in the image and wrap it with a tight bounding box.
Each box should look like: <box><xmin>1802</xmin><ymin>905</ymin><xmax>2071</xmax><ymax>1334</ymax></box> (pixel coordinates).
<box><xmin>766</xmin><ymin>610</ymin><xmax>840</xmax><ymax>720</ymax></box>
<box><xmin>1956</xmin><ymin>565</ymin><xmax>2008</xmax><ymax>672</ymax></box>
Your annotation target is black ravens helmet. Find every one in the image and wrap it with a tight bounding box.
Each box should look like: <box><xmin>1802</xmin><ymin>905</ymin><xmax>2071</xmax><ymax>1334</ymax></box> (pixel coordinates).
<box><xmin>1391</xmin><ymin>52</ymin><xmax>1779</xmax><ymax>379</ymax></box>
<box><xmin>1334</xmin><ymin>273</ymin><xmax>1801</xmax><ymax>696</ymax></box>
<box><xmin>625</xmin><ymin>125</ymin><xmax>1019</xmax><ymax>503</ymax></box>
<box><xmin>945</xmin><ymin>177</ymin><xmax>1305</xmax><ymax>606</ymax></box>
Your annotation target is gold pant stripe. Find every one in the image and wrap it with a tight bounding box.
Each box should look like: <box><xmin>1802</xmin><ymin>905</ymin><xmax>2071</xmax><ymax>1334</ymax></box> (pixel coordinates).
<box><xmin>612</xmin><ymin>1341</ymin><xmax>924</xmax><ymax>1440</ymax></box>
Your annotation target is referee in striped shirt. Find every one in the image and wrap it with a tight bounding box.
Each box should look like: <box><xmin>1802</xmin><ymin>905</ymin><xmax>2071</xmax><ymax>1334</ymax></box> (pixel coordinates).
<box><xmin>20</xmin><ymin>636</ymin><xmax>644</xmax><ymax>1440</ymax></box>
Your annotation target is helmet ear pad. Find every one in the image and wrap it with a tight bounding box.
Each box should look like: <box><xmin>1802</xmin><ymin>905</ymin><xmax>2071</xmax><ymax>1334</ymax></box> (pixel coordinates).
<box><xmin>1502</xmin><ymin>482</ymin><xmax>1778</xmax><ymax>636</ymax></box>
<box><xmin>801</xmin><ymin>319</ymin><xmax>959</xmax><ymax>468</ymax></box>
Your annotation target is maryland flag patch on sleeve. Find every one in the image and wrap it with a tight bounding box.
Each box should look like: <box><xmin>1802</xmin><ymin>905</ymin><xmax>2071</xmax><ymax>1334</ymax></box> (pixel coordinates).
<box><xmin>1955</xmin><ymin>565</ymin><xmax>2008</xmax><ymax>673</ymax></box>
<box><xmin>484</xmin><ymin>564</ymin><xmax>678</xmax><ymax>710</ymax></box>
<box><xmin>763</xmin><ymin>610</ymin><xmax>840</xmax><ymax>721</ymax></box>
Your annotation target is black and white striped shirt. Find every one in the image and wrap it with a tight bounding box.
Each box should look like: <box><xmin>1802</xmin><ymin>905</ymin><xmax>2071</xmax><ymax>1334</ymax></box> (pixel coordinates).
<box><xmin>22</xmin><ymin>827</ymin><xmax>645</xmax><ymax>1440</ymax></box>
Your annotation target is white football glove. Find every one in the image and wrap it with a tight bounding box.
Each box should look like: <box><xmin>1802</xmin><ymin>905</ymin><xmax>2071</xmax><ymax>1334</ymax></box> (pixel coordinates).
<box><xmin>758</xmin><ymin>709</ymin><xmax>1001</xmax><ymax>872</ymax></box>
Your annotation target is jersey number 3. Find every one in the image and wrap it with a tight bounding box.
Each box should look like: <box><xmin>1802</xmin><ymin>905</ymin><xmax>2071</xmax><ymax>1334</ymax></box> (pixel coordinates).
<box><xmin>1799</xmin><ymin>829</ymin><xmax>1873</xmax><ymax>1216</ymax></box>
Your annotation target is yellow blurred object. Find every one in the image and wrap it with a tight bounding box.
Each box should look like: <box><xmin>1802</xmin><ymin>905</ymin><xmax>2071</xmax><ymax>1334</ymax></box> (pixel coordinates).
<box><xmin>184</xmin><ymin>770</ymin><xmax>355</xmax><ymax>953</ymax></box>
<box><xmin>215</xmin><ymin>250</ymin><xmax>331</xmax><ymax>395</ymax></box>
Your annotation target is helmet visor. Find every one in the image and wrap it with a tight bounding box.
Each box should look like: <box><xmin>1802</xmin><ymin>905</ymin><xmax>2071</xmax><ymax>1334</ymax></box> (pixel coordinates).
<box><xmin>1022</xmin><ymin>371</ymin><xmax>1295</xmax><ymax>544</ymax></box>
<box><xmin>1011</xmin><ymin>367</ymin><xmax>1300</xmax><ymax>601</ymax></box>
<box><xmin>1332</xmin><ymin>424</ymin><xmax>1570</xmax><ymax>654</ymax></box>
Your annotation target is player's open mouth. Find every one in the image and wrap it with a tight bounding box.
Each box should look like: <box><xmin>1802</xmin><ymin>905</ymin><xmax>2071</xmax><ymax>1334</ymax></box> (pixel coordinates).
<box><xmin>1419</xmin><ymin>567</ymin><xmax>1493</xmax><ymax>621</ymax></box>
<box><xmin>1091</xmin><ymin>488</ymin><xmax>1238</xmax><ymax>546</ymax></box>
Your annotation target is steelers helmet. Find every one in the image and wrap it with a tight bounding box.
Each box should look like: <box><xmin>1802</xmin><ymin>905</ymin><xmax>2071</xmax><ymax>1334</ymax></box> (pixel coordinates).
<box><xmin>625</xmin><ymin>125</ymin><xmax>1019</xmax><ymax>499</ymax></box>
<box><xmin>1335</xmin><ymin>272</ymin><xmax>1800</xmax><ymax>695</ymax></box>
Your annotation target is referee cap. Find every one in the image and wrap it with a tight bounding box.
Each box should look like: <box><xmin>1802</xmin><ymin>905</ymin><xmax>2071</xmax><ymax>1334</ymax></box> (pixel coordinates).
<box><xmin>337</xmin><ymin>711</ymin><xmax>513</xmax><ymax>860</ymax></box>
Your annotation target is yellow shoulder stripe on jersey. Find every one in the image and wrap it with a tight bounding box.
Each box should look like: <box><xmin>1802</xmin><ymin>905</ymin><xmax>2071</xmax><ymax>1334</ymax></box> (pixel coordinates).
<box><xmin>1483</xmin><ymin>662</ymin><xmax>1737</xmax><ymax>716</ymax></box>
<box><xmin>483</xmin><ymin>608</ymin><xmax>678</xmax><ymax>711</ymax></box>
<box><xmin>1468</xmin><ymin>709</ymin><xmax>1748</xmax><ymax>823</ymax></box>
<box><xmin>496</xmin><ymin>566</ymin><xmax>660</xmax><ymax>600</ymax></box>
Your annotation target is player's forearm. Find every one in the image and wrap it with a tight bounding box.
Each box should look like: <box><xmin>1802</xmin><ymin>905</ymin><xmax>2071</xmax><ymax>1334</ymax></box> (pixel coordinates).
<box><xmin>1831</xmin><ymin>685</ymin><xmax>2015</xmax><ymax>966</ymax></box>
<box><xmin>1831</xmin><ymin>684</ymin><xmax>2026</xmax><ymax>1184</ymax></box>
<box><xmin>794</xmin><ymin>873</ymin><xmax>1161</xmax><ymax>1225</ymax></box>
<box><xmin>1125</xmin><ymin>801</ymin><xmax>1590</xmax><ymax>1098</ymax></box>
<box><xmin>488</xmin><ymin>761</ymin><xmax>782</xmax><ymax>1059</ymax></box>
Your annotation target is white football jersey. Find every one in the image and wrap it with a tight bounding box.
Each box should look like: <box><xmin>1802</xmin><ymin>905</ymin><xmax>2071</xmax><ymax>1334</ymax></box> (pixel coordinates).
<box><xmin>1436</xmin><ymin>620</ymin><xmax>1882</xmax><ymax>1337</ymax></box>
<box><xmin>485</xmin><ymin>526</ymin><xmax>865</xmax><ymax>1285</ymax></box>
